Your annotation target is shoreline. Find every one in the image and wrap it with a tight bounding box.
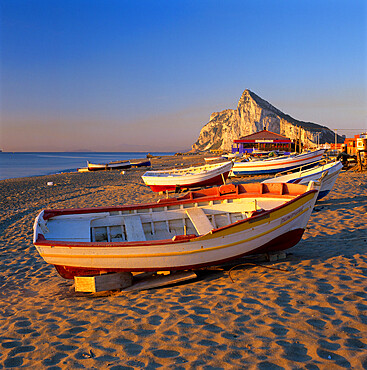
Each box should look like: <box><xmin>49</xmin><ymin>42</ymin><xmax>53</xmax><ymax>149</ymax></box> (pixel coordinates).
<box><xmin>1</xmin><ymin>155</ymin><xmax>366</xmax><ymax>368</ymax></box>
<box><xmin>0</xmin><ymin>151</ymin><xmax>180</xmax><ymax>181</ymax></box>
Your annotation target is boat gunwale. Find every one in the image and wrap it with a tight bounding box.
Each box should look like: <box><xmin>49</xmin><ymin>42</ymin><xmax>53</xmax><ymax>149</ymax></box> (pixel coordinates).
<box><xmin>39</xmin><ymin>183</ymin><xmax>306</xmax><ymax>220</ymax></box>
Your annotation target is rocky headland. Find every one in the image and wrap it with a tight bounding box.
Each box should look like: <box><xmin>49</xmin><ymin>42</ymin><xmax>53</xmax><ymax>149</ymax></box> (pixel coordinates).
<box><xmin>192</xmin><ymin>89</ymin><xmax>343</xmax><ymax>151</ymax></box>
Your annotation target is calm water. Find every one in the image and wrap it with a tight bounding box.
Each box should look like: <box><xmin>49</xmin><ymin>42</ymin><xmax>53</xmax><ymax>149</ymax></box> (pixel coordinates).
<box><xmin>0</xmin><ymin>152</ymin><xmax>174</xmax><ymax>180</ymax></box>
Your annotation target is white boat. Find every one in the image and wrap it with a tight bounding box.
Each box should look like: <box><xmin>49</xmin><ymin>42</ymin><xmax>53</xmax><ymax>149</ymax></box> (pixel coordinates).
<box><xmin>142</xmin><ymin>161</ymin><xmax>233</xmax><ymax>192</ymax></box>
<box><xmin>221</xmin><ymin>153</ymin><xmax>241</xmax><ymax>160</ymax></box>
<box><xmin>261</xmin><ymin>160</ymin><xmax>343</xmax><ymax>200</ymax></box>
<box><xmin>87</xmin><ymin>160</ymin><xmax>131</xmax><ymax>171</ymax></box>
<box><xmin>230</xmin><ymin>149</ymin><xmax>326</xmax><ymax>176</ymax></box>
<box><xmin>33</xmin><ymin>182</ymin><xmax>320</xmax><ymax>279</ymax></box>
<box><xmin>204</xmin><ymin>156</ymin><xmax>223</xmax><ymax>162</ymax></box>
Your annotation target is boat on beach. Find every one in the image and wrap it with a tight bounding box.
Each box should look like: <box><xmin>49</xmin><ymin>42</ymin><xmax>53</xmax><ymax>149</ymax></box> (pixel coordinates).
<box><xmin>86</xmin><ymin>161</ymin><xmax>107</xmax><ymax>171</ymax></box>
<box><xmin>33</xmin><ymin>182</ymin><xmax>320</xmax><ymax>279</ymax></box>
<box><xmin>141</xmin><ymin>161</ymin><xmax>233</xmax><ymax>192</ymax></box>
<box><xmin>204</xmin><ymin>156</ymin><xmax>223</xmax><ymax>162</ymax></box>
<box><xmin>87</xmin><ymin>160</ymin><xmax>131</xmax><ymax>171</ymax></box>
<box><xmin>130</xmin><ymin>159</ymin><xmax>151</xmax><ymax>168</ymax></box>
<box><xmin>107</xmin><ymin>160</ymin><xmax>132</xmax><ymax>170</ymax></box>
<box><xmin>221</xmin><ymin>153</ymin><xmax>241</xmax><ymax>160</ymax></box>
<box><xmin>230</xmin><ymin>149</ymin><xmax>326</xmax><ymax>177</ymax></box>
<box><xmin>261</xmin><ymin>160</ymin><xmax>343</xmax><ymax>200</ymax></box>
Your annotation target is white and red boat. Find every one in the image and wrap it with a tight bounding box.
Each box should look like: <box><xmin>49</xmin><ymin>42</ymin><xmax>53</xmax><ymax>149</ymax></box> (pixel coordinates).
<box><xmin>86</xmin><ymin>161</ymin><xmax>107</xmax><ymax>171</ymax></box>
<box><xmin>230</xmin><ymin>149</ymin><xmax>326</xmax><ymax>176</ymax></box>
<box><xmin>33</xmin><ymin>182</ymin><xmax>319</xmax><ymax>279</ymax></box>
<box><xmin>141</xmin><ymin>161</ymin><xmax>233</xmax><ymax>192</ymax></box>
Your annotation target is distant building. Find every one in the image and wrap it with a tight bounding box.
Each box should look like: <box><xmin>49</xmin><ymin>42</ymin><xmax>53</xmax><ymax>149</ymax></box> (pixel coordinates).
<box><xmin>327</xmin><ymin>134</ymin><xmax>365</xmax><ymax>156</ymax></box>
<box><xmin>232</xmin><ymin>129</ymin><xmax>293</xmax><ymax>154</ymax></box>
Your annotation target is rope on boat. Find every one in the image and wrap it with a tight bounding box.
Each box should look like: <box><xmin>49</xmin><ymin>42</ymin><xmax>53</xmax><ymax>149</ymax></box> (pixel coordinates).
<box><xmin>228</xmin><ymin>263</ymin><xmax>289</xmax><ymax>283</ymax></box>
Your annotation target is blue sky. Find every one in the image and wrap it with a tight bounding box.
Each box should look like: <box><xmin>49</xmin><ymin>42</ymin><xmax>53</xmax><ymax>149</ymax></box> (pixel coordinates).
<box><xmin>1</xmin><ymin>0</ymin><xmax>366</xmax><ymax>151</ymax></box>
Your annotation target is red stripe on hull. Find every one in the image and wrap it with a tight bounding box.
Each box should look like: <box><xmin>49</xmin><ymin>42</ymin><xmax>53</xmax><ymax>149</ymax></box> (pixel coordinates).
<box><xmin>148</xmin><ymin>171</ymin><xmax>230</xmax><ymax>192</ymax></box>
<box><xmin>54</xmin><ymin>228</ymin><xmax>305</xmax><ymax>279</ymax></box>
<box><xmin>87</xmin><ymin>167</ymin><xmax>107</xmax><ymax>171</ymax></box>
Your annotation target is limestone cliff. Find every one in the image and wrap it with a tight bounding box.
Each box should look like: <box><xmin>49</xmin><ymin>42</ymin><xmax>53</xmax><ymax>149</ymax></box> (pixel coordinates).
<box><xmin>192</xmin><ymin>90</ymin><xmax>342</xmax><ymax>151</ymax></box>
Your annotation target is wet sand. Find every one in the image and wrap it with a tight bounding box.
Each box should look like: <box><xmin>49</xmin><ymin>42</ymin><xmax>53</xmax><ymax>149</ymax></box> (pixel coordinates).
<box><xmin>1</xmin><ymin>155</ymin><xmax>366</xmax><ymax>369</ymax></box>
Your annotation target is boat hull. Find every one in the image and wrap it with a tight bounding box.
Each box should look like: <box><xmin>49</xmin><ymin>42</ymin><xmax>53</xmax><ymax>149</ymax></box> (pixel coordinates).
<box><xmin>231</xmin><ymin>149</ymin><xmax>325</xmax><ymax>176</ymax></box>
<box><xmin>107</xmin><ymin>161</ymin><xmax>131</xmax><ymax>170</ymax></box>
<box><xmin>33</xmin><ymin>183</ymin><xmax>319</xmax><ymax>279</ymax></box>
<box><xmin>87</xmin><ymin>163</ymin><xmax>107</xmax><ymax>171</ymax></box>
<box><xmin>53</xmin><ymin>228</ymin><xmax>304</xmax><ymax>279</ymax></box>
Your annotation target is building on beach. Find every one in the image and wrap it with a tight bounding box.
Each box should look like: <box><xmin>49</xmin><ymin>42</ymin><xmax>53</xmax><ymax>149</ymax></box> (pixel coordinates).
<box><xmin>326</xmin><ymin>133</ymin><xmax>367</xmax><ymax>156</ymax></box>
<box><xmin>231</xmin><ymin>129</ymin><xmax>293</xmax><ymax>155</ymax></box>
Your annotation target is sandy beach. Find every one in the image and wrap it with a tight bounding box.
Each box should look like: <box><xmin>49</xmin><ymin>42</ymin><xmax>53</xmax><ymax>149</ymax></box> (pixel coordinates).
<box><xmin>1</xmin><ymin>155</ymin><xmax>366</xmax><ymax>369</ymax></box>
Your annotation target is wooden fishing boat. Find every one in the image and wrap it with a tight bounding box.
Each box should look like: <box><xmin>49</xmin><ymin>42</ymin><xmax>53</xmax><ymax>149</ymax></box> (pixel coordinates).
<box><xmin>107</xmin><ymin>160</ymin><xmax>131</xmax><ymax>170</ymax></box>
<box><xmin>87</xmin><ymin>160</ymin><xmax>131</xmax><ymax>171</ymax></box>
<box><xmin>230</xmin><ymin>149</ymin><xmax>326</xmax><ymax>177</ymax></box>
<box><xmin>87</xmin><ymin>161</ymin><xmax>107</xmax><ymax>171</ymax></box>
<box><xmin>221</xmin><ymin>153</ymin><xmax>241</xmax><ymax>160</ymax></box>
<box><xmin>33</xmin><ymin>182</ymin><xmax>319</xmax><ymax>279</ymax></box>
<box><xmin>204</xmin><ymin>156</ymin><xmax>223</xmax><ymax>162</ymax></box>
<box><xmin>141</xmin><ymin>161</ymin><xmax>233</xmax><ymax>192</ymax></box>
<box><xmin>262</xmin><ymin>160</ymin><xmax>343</xmax><ymax>200</ymax></box>
<box><xmin>131</xmin><ymin>159</ymin><xmax>151</xmax><ymax>167</ymax></box>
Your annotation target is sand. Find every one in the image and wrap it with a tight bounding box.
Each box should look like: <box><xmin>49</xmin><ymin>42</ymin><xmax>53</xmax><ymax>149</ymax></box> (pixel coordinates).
<box><xmin>0</xmin><ymin>155</ymin><xmax>366</xmax><ymax>369</ymax></box>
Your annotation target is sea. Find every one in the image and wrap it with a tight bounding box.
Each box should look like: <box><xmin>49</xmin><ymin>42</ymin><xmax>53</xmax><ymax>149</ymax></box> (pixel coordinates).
<box><xmin>0</xmin><ymin>152</ymin><xmax>174</xmax><ymax>181</ymax></box>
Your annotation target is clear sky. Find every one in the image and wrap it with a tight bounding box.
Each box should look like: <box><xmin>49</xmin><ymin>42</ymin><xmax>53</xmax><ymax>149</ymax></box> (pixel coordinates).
<box><xmin>1</xmin><ymin>0</ymin><xmax>366</xmax><ymax>152</ymax></box>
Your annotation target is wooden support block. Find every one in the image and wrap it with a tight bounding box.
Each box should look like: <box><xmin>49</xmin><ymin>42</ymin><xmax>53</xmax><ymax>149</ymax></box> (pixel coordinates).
<box><xmin>75</xmin><ymin>272</ymin><xmax>133</xmax><ymax>293</ymax></box>
<box><xmin>157</xmin><ymin>271</ymin><xmax>171</xmax><ymax>275</ymax></box>
<box><xmin>268</xmin><ymin>252</ymin><xmax>287</xmax><ymax>262</ymax></box>
<box><xmin>121</xmin><ymin>271</ymin><xmax>197</xmax><ymax>292</ymax></box>
<box><xmin>252</xmin><ymin>254</ymin><xmax>268</xmax><ymax>262</ymax></box>
<box><xmin>278</xmin><ymin>252</ymin><xmax>287</xmax><ymax>260</ymax></box>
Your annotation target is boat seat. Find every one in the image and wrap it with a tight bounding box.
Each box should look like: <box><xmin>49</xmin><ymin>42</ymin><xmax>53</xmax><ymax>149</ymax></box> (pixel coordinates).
<box><xmin>123</xmin><ymin>215</ymin><xmax>146</xmax><ymax>242</ymax></box>
<box><xmin>46</xmin><ymin>218</ymin><xmax>91</xmax><ymax>242</ymax></box>
<box><xmin>186</xmin><ymin>208</ymin><xmax>213</xmax><ymax>235</ymax></box>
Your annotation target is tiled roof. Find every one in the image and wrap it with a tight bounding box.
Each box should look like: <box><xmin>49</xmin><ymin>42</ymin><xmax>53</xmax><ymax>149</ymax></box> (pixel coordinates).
<box><xmin>236</xmin><ymin>129</ymin><xmax>291</xmax><ymax>141</ymax></box>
